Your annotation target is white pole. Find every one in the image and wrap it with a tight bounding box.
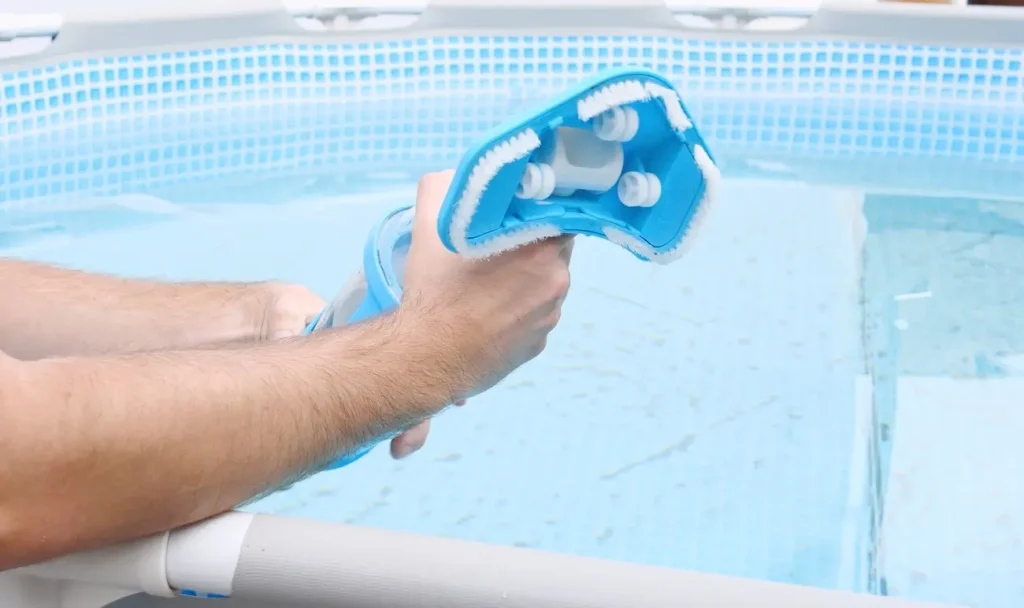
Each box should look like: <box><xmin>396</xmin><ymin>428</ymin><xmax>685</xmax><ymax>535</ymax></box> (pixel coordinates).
<box><xmin>10</xmin><ymin>531</ymin><xmax>174</xmax><ymax>601</ymax></box>
<box><xmin>1</xmin><ymin>511</ymin><xmax>255</xmax><ymax>607</ymax></box>
<box><xmin>165</xmin><ymin>511</ymin><xmax>256</xmax><ymax>598</ymax></box>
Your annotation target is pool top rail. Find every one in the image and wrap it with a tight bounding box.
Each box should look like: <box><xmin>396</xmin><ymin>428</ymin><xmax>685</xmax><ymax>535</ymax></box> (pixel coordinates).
<box><xmin>2</xmin><ymin>0</ymin><xmax>1024</xmax><ymax>64</ymax></box>
<box><xmin>7</xmin><ymin>510</ymin><xmax>963</xmax><ymax>607</ymax></box>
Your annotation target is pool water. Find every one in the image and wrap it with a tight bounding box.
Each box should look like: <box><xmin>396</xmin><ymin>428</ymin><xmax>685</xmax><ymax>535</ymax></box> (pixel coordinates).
<box><xmin>2</xmin><ymin>45</ymin><xmax>1023</xmax><ymax>608</ymax></box>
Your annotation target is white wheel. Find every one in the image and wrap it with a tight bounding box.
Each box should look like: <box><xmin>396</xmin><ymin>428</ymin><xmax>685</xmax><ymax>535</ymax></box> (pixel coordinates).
<box><xmin>617</xmin><ymin>171</ymin><xmax>661</xmax><ymax>208</ymax></box>
<box><xmin>593</xmin><ymin>106</ymin><xmax>639</xmax><ymax>142</ymax></box>
<box><xmin>516</xmin><ymin>163</ymin><xmax>556</xmax><ymax>201</ymax></box>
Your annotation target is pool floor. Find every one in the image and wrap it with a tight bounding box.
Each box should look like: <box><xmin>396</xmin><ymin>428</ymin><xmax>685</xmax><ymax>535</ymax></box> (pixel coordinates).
<box><xmin>2</xmin><ymin>96</ymin><xmax>1024</xmax><ymax>608</ymax></box>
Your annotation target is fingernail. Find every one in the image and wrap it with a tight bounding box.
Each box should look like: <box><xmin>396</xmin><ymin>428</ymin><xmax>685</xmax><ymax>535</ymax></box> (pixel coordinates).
<box><xmin>393</xmin><ymin>440</ymin><xmax>414</xmax><ymax>459</ymax></box>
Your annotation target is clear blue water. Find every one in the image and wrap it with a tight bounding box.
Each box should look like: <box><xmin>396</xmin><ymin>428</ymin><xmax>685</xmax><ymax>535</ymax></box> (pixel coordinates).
<box><xmin>2</xmin><ymin>40</ymin><xmax>1024</xmax><ymax>608</ymax></box>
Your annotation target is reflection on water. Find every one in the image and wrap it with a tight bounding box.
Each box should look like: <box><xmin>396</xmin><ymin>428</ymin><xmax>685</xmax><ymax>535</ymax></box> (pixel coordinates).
<box><xmin>2</xmin><ymin>96</ymin><xmax>1024</xmax><ymax>608</ymax></box>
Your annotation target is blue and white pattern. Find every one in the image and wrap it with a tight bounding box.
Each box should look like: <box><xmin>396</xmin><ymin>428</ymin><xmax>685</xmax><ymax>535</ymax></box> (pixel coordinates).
<box><xmin>2</xmin><ymin>37</ymin><xmax>1022</xmax><ymax>128</ymax></box>
<box><xmin>1</xmin><ymin>36</ymin><xmax>1022</xmax><ymax>206</ymax></box>
<box><xmin>3</xmin><ymin>36</ymin><xmax>1022</xmax><ymax>126</ymax></box>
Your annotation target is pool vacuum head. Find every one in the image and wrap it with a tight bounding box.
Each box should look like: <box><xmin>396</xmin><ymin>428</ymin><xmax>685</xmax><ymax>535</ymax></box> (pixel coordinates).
<box><xmin>437</xmin><ymin>65</ymin><xmax>720</xmax><ymax>263</ymax></box>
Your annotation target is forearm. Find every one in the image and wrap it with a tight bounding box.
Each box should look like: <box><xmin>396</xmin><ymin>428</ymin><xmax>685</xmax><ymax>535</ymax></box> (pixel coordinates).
<box><xmin>0</xmin><ymin>258</ymin><xmax>270</xmax><ymax>360</ymax></box>
<box><xmin>0</xmin><ymin>314</ymin><xmax>455</xmax><ymax>569</ymax></box>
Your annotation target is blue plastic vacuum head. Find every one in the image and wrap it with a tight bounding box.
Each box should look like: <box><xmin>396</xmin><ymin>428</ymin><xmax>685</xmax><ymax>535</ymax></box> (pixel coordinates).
<box><xmin>436</xmin><ymin>66</ymin><xmax>719</xmax><ymax>264</ymax></box>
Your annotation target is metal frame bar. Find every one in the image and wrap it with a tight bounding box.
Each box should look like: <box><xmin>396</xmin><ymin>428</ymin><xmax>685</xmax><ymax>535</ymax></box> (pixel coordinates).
<box><xmin>2</xmin><ymin>3</ymin><xmax>821</xmax><ymax>42</ymax></box>
<box><xmin>2</xmin><ymin>1</ymin><xmax>1024</xmax><ymax>47</ymax></box>
<box><xmin>288</xmin><ymin>1</ymin><xmax>821</xmax><ymax>26</ymax></box>
<box><xmin>8</xmin><ymin>512</ymin><xmax>956</xmax><ymax>608</ymax></box>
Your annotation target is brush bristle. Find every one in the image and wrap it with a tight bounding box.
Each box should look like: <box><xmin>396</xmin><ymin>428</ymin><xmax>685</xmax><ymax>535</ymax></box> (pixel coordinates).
<box><xmin>577</xmin><ymin>80</ymin><xmax>649</xmax><ymax>122</ymax></box>
<box><xmin>449</xmin><ymin>129</ymin><xmax>542</xmax><ymax>255</ymax></box>
<box><xmin>577</xmin><ymin>79</ymin><xmax>693</xmax><ymax>133</ymax></box>
<box><xmin>460</xmin><ymin>222</ymin><xmax>563</xmax><ymax>259</ymax></box>
<box><xmin>447</xmin><ymin>77</ymin><xmax>714</xmax><ymax>262</ymax></box>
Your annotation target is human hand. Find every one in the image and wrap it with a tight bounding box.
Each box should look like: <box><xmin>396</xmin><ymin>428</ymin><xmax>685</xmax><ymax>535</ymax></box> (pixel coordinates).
<box><xmin>397</xmin><ymin>170</ymin><xmax>574</xmax><ymax>406</ymax></box>
<box><xmin>257</xmin><ymin>283</ymin><xmax>326</xmax><ymax>340</ymax></box>
<box><xmin>257</xmin><ymin>281</ymin><xmax>457</xmax><ymax>460</ymax></box>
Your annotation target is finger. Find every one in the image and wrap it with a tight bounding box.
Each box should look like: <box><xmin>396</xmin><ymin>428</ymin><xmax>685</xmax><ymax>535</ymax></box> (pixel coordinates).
<box><xmin>555</xmin><ymin>283</ymin><xmax>571</xmax><ymax>308</ymax></box>
<box><xmin>454</xmin><ymin>399</ymin><xmax>467</xmax><ymax>406</ymax></box>
<box><xmin>304</xmin><ymin>308</ymin><xmax>325</xmax><ymax>328</ymax></box>
<box><xmin>408</xmin><ymin>171</ymin><xmax>458</xmax><ymax>259</ymax></box>
<box><xmin>413</xmin><ymin>170</ymin><xmax>456</xmax><ymax>228</ymax></box>
<box><xmin>553</xmin><ymin>233</ymin><xmax>575</xmax><ymax>247</ymax></box>
<box><xmin>559</xmin><ymin>235</ymin><xmax>575</xmax><ymax>263</ymax></box>
<box><xmin>390</xmin><ymin>419</ymin><xmax>431</xmax><ymax>459</ymax></box>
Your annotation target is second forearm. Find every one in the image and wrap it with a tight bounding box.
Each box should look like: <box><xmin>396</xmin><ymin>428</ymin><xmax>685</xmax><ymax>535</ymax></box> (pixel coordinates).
<box><xmin>0</xmin><ymin>314</ymin><xmax>453</xmax><ymax>569</ymax></box>
<box><xmin>0</xmin><ymin>258</ymin><xmax>269</xmax><ymax>360</ymax></box>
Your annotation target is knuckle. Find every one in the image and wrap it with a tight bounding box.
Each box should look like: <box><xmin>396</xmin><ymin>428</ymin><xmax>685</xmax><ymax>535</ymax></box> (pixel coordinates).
<box><xmin>548</xmin><ymin>265</ymin><xmax>571</xmax><ymax>298</ymax></box>
<box><xmin>530</xmin><ymin>336</ymin><xmax>548</xmax><ymax>359</ymax></box>
<box><xmin>545</xmin><ymin>305</ymin><xmax>562</xmax><ymax>329</ymax></box>
<box><xmin>524</xmin><ymin>246</ymin><xmax>546</xmax><ymax>265</ymax></box>
<box><xmin>531</xmin><ymin>239</ymin><xmax>561</xmax><ymax>261</ymax></box>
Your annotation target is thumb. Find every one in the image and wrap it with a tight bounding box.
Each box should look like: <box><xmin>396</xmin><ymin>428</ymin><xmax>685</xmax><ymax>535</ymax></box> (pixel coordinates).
<box><xmin>412</xmin><ymin>170</ymin><xmax>455</xmax><ymax>241</ymax></box>
<box><xmin>264</xmin><ymin>283</ymin><xmax>326</xmax><ymax>340</ymax></box>
<box><xmin>391</xmin><ymin>420</ymin><xmax>431</xmax><ymax>459</ymax></box>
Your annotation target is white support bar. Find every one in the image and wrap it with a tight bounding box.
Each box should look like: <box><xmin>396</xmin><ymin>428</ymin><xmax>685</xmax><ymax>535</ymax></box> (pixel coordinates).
<box><xmin>1</xmin><ymin>511</ymin><xmax>962</xmax><ymax>608</ymax></box>
<box><xmin>2</xmin><ymin>1</ymin><xmax>1024</xmax><ymax>50</ymax></box>
<box><xmin>165</xmin><ymin>511</ymin><xmax>255</xmax><ymax>598</ymax></box>
<box><xmin>0</xmin><ymin>13</ymin><xmax>62</xmax><ymax>41</ymax></box>
<box><xmin>801</xmin><ymin>0</ymin><xmax>1024</xmax><ymax>44</ymax></box>
<box><xmin>3</xmin><ymin>514</ymin><xmax>253</xmax><ymax>607</ymax></box>
<box><xmin>30</xmin><ymin>0</ymin><xmax>306</xmax><ymax>58</ymax></box>
<box><xmin>9</xmin><ymin>530</ymin><xmax>175</xmax><ymax>607</ymax></box>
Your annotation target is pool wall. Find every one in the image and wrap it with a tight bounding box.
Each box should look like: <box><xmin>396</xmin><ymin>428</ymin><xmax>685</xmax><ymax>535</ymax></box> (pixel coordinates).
<box><xmin>1</xmin><ymin>2</ymin><xmax>1023</xmax><ymax>607</ymax></box>
<box><xmin>3</xmin><ymin>5</ymin><xmax>1022</xmax><ymax>205</ymax></box>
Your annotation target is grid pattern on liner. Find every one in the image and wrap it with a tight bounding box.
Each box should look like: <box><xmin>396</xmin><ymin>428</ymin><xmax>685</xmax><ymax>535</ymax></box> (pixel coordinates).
<box><xmin>2</xmin><ymin>36</ymin><xmax>1022</xmax><ymax>128</ymax></box>
<box><xmin>0</xmin><ymin>99</ymin><xmax>496</xmax><ymax>205</ymax></box>
<box><xmin>1</xmin><ymin>95</ymin><xmax>1022</xmax><ymax>206</ymax></box>
<box><xmin>0</xmin><ymin>36</ymin><xmax>1022</xmax><ymax>204</ymax></box>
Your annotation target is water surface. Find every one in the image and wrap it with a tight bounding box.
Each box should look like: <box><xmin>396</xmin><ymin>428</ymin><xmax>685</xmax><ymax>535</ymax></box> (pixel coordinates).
<box><xmin>2</xmin><ymin>93</ymin><xmax>1023</xmax><ymax>608</ymax></box>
